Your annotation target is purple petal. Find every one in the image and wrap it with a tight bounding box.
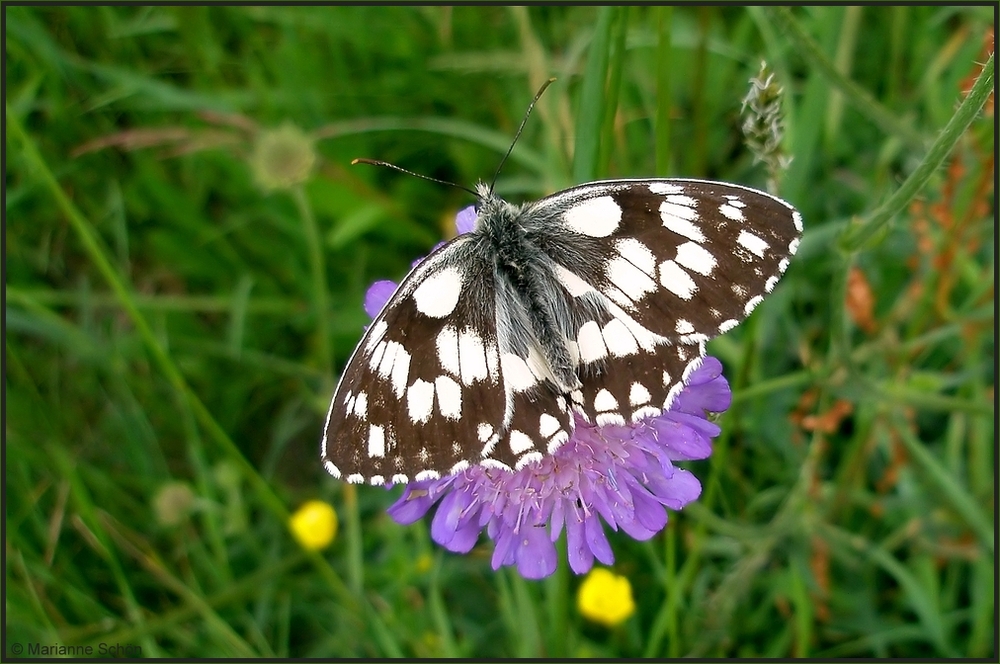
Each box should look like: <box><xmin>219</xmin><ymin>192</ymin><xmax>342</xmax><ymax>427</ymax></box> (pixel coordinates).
<box><xmin>515</xmin><ymin>526</ymin><xmax>557</xmax><ymax>579</ymax></box>
<box><xmin>443</xmin><ymin>520</ymin><xmax>481</xmax><ymax>553</ymax></box>
<box><xmin>629</xmin><ymin>481</ymin><xmax>668</xmax><ymax>534</ymax></box>
<box><xmin>605</xmin><ymin>483</ymin><xmax>638</xmax><ymax>528</ymax></box>
<box><xmin>364</xmin><ymin>280</ymin><xmax>398</xmax><ymax>319</ymax></box>
<box><xmin>565</xmin><ymin>514</ymin><xmax>594</xmax><ymax>574</ymax></box>
<box><xmin>648</xmin><ymin>416</ymin><xmax>715</xmax><ymax>461</ymax></box>
<box><xmin>386</xmin><ymin>485</ymin><xmax>437</xmax><ymax>525</ymax></box>
<box><xmin>431</xmin><ymin>489</ymin><xmax>480</xmax><ymax>552</ymax></box>
<box><xmin>587</xmin><ymin>483</ymin><xmax>620</xmax><ymax>531</ymax></box>
<box><xmin>619</xmin><ymin>521</ymin><xmax>656</xmax><ymax>541</ymax></box>
<box><xmin>585</xmin><ymin>515</ymin><xmax>615</xmax><ymax>565</ymax></box>
<box><xmin>479</xmin><ymin>504</ymin><xmax>496</xmax><ymax>528</ymax></box>
<box><xmin>455</xmin><ymin>205</ymin><xmax>478</xmax><ymax>234</ymax></box>
<box><xmin>491</xmin><ymin>527</ymin><xmax>517</xmax><ymax>570</ymax></box>
<box><xmin>618</xmin><ymin>476</ymin><xmax>667</xmax><ymax>541</ymax></box>
<box><xmin>646</xmin><ymin>467</ymin><xmax>702</xmax><ymax>509</ymax></box>
<box><xmin>688</xmin><ymin>355</ymin><xmax>723</xmax><ymax>385</ymax></box>
<box><xmin>673</xmin><ymin>358</ymin><xmax>732</xmax><ymax>414</ymax></box>
<box><xmin>549</xmin><ymin>498</ymin><xmax>566</xmax><ymax>542</ymax></box>
<box><xmin>486</xmin><ymin>516</ymin><xmax>500</xmax><ymax>540</ymax></box>
<box><xmin>490</xmin><ymin>490</ymin><xmax>508</xmax><ymax>520</ymax></box>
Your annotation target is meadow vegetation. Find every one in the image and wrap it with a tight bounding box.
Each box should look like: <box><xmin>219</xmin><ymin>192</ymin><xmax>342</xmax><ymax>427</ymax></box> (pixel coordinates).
<box><xmin>6</xmin><ymin>5</ymin><xmax>994</xmax><ymax>657</ymax></box>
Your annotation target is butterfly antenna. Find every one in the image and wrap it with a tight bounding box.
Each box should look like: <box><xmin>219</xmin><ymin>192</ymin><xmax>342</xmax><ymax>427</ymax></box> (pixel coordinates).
<box><xmin>352</xmin><ymin>158</ymin><xmax>478</xmax><ymax>198</ymax></box>
<box><xmin>489</xmin><ymin>77</ymin><xmax>556</xmax><ymax>193</ymax></box>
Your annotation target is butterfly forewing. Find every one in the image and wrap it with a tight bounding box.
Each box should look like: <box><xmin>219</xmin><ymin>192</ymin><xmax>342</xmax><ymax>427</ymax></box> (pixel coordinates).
<box><xmin>322</xmin><ymin>237</ymin><xmax>575</xmax><ymax>484</ymax></box>
<box><xmin>322</xmin><ymin>239</ymin><xmax>493</xmax><ymax>484</ymax></box>
<box><xmin>526</xmin><ymin>179</ymin><xmax>802</xmax><ymax>344</ymax></box>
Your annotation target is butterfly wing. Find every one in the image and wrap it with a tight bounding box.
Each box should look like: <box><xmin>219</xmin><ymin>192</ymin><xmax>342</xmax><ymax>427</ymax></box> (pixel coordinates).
<box><xmin>322</xmin><ymin>236</ymin><xmax>575</xmax><ymax>484</ymax></box>
<box><xmin>523</xmin><ymin>178</ymin><xmax>801</xmax><ymax>423</ymax></box>
<box><xmin>525</xmin><ymin>178</ymin><xmax>802</xmax><ymax>339</ymax></box>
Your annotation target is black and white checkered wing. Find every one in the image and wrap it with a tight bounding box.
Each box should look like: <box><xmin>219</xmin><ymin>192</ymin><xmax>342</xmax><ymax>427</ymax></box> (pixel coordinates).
<box><xmin>321</xmin><ymin>237</ymin><xmax>574</xmax><ymax>485</ymax></box>
<box><xmin>524</xmin><ymin>178</ymin><xmax>802</xmax><ymax>424</ymax></box>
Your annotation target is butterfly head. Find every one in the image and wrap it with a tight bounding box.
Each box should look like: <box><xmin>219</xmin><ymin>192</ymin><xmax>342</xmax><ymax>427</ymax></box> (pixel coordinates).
<box><xmin>470</xmin><ymin>181</ymin><xmax>517</xmax><ymax>233</ymax></box>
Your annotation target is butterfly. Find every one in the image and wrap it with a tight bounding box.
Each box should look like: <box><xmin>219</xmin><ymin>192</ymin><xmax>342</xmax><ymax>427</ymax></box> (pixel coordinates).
<box><xmin>321</xmin><ymin>175</ymin><xmax>802</xmax><ymax>485</ymax></box>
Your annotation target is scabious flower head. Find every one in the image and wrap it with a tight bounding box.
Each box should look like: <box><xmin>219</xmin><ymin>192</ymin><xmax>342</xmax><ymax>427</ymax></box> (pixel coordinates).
<box><xmin>250</xmin><ymin>121</ymin><xmax>317</xmax><ymax>192</ymax></box>
<box><xmin>577</xmin><ymin>568</ymin><xmax>636</xmax><ymax>627</ymax></box>
<box><xmin>153</xmin><ymin>481</ymin><xmax>196</xmax><ymax>527</ymax></box>
<box><xmin>290</xmin><ymin>500</ymin><xmax>339</xmax><ymax>551</ymax></box>
<box><xmin>368</xmin><ymin>206</ymin><xmax>731</xmax><ymax>579</ymax></box>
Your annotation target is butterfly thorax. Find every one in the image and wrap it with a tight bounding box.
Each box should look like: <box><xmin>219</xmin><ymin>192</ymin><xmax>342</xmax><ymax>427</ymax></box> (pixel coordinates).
<box><xmin>472</xmin><ymin>183</ymin><xmax>582</xmax><ymax>394</ymax></box>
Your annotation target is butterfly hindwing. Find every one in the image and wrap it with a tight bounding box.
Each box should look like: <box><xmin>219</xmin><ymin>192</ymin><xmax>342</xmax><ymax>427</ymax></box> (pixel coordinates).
<box><xmin>559</xmin><ymin>295</ymin><xmax>706</xmax><ymax>425</ymax></box>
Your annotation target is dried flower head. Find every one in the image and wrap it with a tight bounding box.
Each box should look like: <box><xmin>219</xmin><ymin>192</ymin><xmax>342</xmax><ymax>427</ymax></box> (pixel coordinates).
<box><xmin>153</xmin><ymin>481</ymin><xmax>196</xmax><ymax>527</ymax></box>
<box><xmin>741</xmin><ymin>61</ymin><xmax>792</xmax><ymax>189</ymax></box>
<box><xmin>250</xmin><ymin>122</ymin><xmax>317</xmax><ymax>192</ymax></box>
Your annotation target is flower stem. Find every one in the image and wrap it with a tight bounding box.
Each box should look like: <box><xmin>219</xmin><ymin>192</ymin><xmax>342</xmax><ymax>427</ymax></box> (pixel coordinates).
<box><xmin>766</xmin><ymin>6</ymin><xmax>927</xmax><ymax>149</ymax></box>
<box><xmin>655</xmin><ymin>5</ymin><xmax>673</xmax><ymax>176</ymax></box>
<box><xmin>839</xmin><ymin>52</ymin><xmax>993</xmax><ymax>252</ymax></box>
<box><xmin>292</xmin><ymin>185</ymin><xmax>332</xmax><ymax>379</ymax></box>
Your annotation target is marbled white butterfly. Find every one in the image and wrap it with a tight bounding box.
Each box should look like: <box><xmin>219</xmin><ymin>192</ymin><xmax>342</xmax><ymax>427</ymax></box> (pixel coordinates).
<box><xmin>322</xmin><ymin>100</ymin><xmax>802</xmax><ymax>486</ymax></box>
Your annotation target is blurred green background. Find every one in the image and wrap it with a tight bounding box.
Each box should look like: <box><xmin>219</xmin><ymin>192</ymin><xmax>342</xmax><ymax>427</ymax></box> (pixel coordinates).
<box><xmin>5</xmin><ymin>5</ymin><xmax>994</xmax><ymax>658</ymax></box>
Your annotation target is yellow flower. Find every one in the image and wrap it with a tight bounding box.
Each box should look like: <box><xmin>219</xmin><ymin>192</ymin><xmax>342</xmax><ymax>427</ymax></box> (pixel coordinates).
<box><xmin>577</xmin><ymin>568</ymin><xmax>636</xmax><ymax>627</ymax></box>
<box><xmin>289</xmin><ymin>500</ymin><xmax>338</xmax><ymax>551</ymax></box>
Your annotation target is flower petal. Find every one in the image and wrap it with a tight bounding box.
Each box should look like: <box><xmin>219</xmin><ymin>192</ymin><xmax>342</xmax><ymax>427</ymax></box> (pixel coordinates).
<box><xmin>585</xmin><ymin>515</ymin><xmax>615</xmax><ymax>565</ymax></box>
<box><xmin>386</xmin><ymin>483</ymin><xmax>437</xmax><ymax>524</ymax></box>
<box><xmin>455</xmin><ymin>205</ymin><xmax>478</xmax><ymax>234</ymax></box>
<box><xmin>646</xmin><ymin>467</ymin><xmax>702</xmax><ymax>509</ymax></box>
<box><xmin>431</xmin><ymin>489</ymin><xmax>481</xmax><ymax>553</ymax></box>
<box><xmin>629</xmin><ymin>479</ymin><xmax>668</xmax><ymax>534</ymax></box>
<box><xmin>515</xmin><ymin>525</ymin><xmax>558</xmax><ymax>579</ymax></box>
<box><xmin>649</xmin><ymin>415</ymin><xmax>715</xmax><ymax>461</ymax></box>
<box><xmin>491</xmin><ymin>525</ymin><xmax>517</xmax><ymax>570</ymax></box>
<box><xmin>565</xmin><ymin>513</ymin><xmax>594</xmax><ymax>574</ymax></box>
<box><xmin>673</xmin><ymin>356</ymin><xmax>732</xmax><ymax>414</ymax></box>
<box><xmin>364</xmin><ymin>280</ymin><xmax>398</xmax><ymax>319</ymax></box>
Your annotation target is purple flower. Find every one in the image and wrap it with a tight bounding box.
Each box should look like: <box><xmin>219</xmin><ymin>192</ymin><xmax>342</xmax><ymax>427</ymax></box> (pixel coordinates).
<box><xmin>364</xmin><ymin>205</ymin><xmax>731</xmax><ymax>579</ymax></box>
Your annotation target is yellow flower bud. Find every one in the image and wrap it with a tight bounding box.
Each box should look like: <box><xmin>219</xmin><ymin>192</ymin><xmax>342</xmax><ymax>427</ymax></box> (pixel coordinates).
<box><xmin>289</xmin><ymin>500</ymin><xmax>338</xmax><ymax>551</ymax></box>
<box><xmin>577</xmin><ymin>568</ymin><xmax>636</xmax><ymax>627</ymax></box>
